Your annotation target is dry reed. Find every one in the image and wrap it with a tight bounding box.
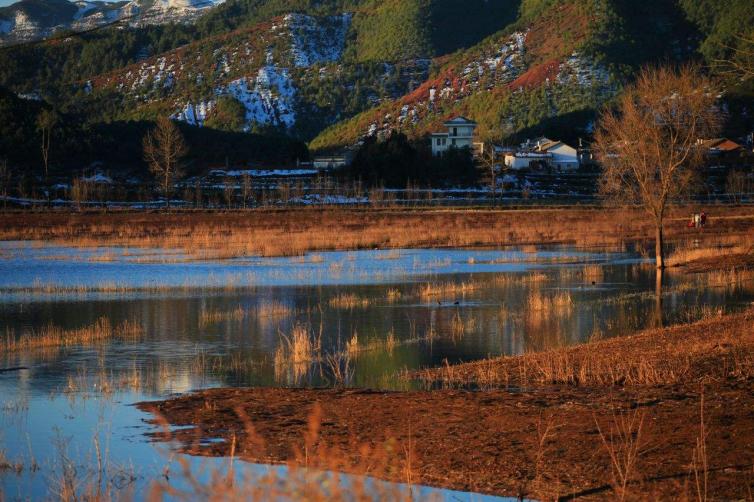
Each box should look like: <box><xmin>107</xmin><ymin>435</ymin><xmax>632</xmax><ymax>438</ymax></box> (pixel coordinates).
<box><xmin>1</xmin><ymin>318</ymin><xmax>142</xmax><ymax>352</ymax></box>
<box><xmin>4</xmin><ymin>206</ymin><xmax>749</xmax><ymax>260</ymax></box>
<box><xmin>329</xmin><ymin>293</ymin><xmax>371</xmax><ymax>309</ymax></box>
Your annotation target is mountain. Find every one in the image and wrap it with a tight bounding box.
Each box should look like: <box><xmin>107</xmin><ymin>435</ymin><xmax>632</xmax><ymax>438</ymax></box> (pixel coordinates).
<box><xmin>0</xmin><ymin>0</ymin><xmax>224</xmax><ymax>46</ymax></box>
<box><xmin>309</xmin><ymin>0</ymin><xmax>706</xmax><ymax>151</ymax></box>
<box><xmin>0</xmin><ymin>0</ymin><xmax>752</xmax><ymax>171</ymax></box>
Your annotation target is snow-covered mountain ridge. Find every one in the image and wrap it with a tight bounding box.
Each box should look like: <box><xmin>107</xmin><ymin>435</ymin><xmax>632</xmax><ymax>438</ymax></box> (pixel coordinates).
<box><xmin>0</xmin><ymin>0</ymin><xmax>224</xmax><ymax>46</ymax></box>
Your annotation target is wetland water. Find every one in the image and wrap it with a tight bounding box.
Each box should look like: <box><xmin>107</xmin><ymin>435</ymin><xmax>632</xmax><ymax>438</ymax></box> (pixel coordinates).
<box><xmin>1</xmin><ymin>243</ymin><xmax>752</xmax><ymax>499</ymax></box>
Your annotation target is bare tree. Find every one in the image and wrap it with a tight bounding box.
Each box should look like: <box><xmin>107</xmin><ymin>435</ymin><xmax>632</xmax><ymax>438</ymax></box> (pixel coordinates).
<box><xmin>194</xmin><ymin>179</ymin><xmax>203</xmax><ymax>209</ymax></box>
<box><xmin>223</xmin><ymin>177</ymin><xmax>235</xmax><ymax>209</ymax></box>
<box><xmin>37</xmin><ymin>109</ymin><xmax>57</xmax><ymax>179</ymax></box>
<box><xmin>241</xmin><ymin>172</ymin><xmax>253</xmax><ymax>209</ymax></box>
<box><xmin>594</xmin><ymin>65</ymin><xmax>721</xmax><ymax>269</ymax></box>
<box><xmin>479</xmin><ymin>143</ymin><xmax>500</xmax><ymax>205</ymax></box>
<box><xmin>715</xmin><ymin>34</ymin><xmax>754</xmax><ymax>81</ymax></box>
<box><xmin>726</xmin><ymin>170</ymin><xmax>750</xmax><ymax>204</ymax></box>
<box><xmin>70</xmin><ymin>176</ymin><xmax>89</xmax><ymax>211</ymax></box>
<box><xmin>0</xmin><ymin>159</ymin><xmax>10</xmax><ymax>210</ymax></box>
<box><xmin>143</xmin><ymin>117</ymin><xmax>188</xmax><ymax>209</ymax></box>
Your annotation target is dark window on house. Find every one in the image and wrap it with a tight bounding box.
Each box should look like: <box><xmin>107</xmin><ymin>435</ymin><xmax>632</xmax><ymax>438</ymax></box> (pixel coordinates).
<box><xmin>453</xmin><ymin>127</ymin><xmax>457</xmax><ymax>136</ymax></box>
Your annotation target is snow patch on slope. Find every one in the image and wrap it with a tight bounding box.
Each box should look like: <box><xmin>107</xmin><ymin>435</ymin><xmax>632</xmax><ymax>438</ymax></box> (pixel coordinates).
<box><xmin>283</xmin><ymin>13</ymin><xmax>351</xmax><ymax>68</ymax></box>
<box><xmin>557</xmin><ymin>53</ymin><xmax>611</xmax><ymax>87</ymax></box>
<box><xmin>174</xmin><ymin>65</ymin><xmax>297</xmax><ymax>129</ymax></box>
<box><xmin>226</xmin><ymin>65</ymin><xmax>297</xmax><ymax>128</ymax></box>
<box><xmin>174</xmin><ymin>101</ymin><xmax>212</xmax><ymax>126</ymax></box>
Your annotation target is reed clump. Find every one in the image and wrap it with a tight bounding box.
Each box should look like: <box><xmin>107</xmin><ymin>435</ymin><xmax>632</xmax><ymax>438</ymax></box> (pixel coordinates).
<box><xmin>1</xmin><ymin>318</ymin><xmax>143</xmax><ymax>352</ymax></box>
<box><xmin>385</xmin><ymin>288</ymin><xmax>402</xmax><ymax>303</ymax></box>
<box><xmin>329</xmin><ymin>293</ymin><xmax>371</xmax><ymax>309</ymax></box>
<box><xmin>418</xmin><ymin>281</ymin><xmax>479</xmax><ymax>299</ymax></box>
<box><xmin>527</xmin><ymin>291</ymin><xmax>574</xmax><ymax>315</ymax></box>
<box><xmin>255</xmin><ymin>301</ymin><xmax>294</xmax><ymax>319</ymax></box>
<box><xmin>199</xmin><ymin>306</ymin><xmax>248</xmax><ymax>327</ymax></box>
<box><xmin>275</xmin><ymin>324</ymin><xmax>318</xmax><ymax>365</ymax></box>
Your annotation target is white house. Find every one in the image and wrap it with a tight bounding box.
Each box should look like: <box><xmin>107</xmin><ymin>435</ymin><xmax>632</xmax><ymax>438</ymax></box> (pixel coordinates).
<box><xmin>431</xmin><ymin>116</ymin><xmax>477</xmax><ymax>156</ymax></box>
<box><xmin>506</xmin><ymin>137</ymin><xmax>579</xmax><ymax>171</ymax></box>
<box><xmin>504</xmin><ymin>152</ymin><xmax>552</xmax><ymax>170</ymax></box>
<box><xmin>534</xmin><ymin>138</ymin><xmax>579</xmax><ymax>171</ymax></box>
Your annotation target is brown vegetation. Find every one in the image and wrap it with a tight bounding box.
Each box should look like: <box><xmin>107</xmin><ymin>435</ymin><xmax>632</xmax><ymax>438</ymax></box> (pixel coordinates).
<box><xmin>413</xmin><ymin>309</ymin><xmax>754</xmax><ymax>388</ymax></box>
<box><xmin>139</xmin><ymin>310</ymin><xmax>754</xmax><ymax>500</ymax></box>
<box><xmin>1</xmin><ymin>317</ymin><xmax>142</xmax><ymax>352</ymax></box>
<box><xmin>2</xmin><ymin>206</ymin><xmax>753</xmax><ymax>259</ymax></box>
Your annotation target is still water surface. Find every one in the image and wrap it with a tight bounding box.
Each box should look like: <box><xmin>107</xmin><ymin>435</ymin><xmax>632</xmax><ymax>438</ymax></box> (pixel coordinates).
<box><xmin>1</xmin><ymin>244</ymin><xmax>752</xmax><ymax>499</ymax></box>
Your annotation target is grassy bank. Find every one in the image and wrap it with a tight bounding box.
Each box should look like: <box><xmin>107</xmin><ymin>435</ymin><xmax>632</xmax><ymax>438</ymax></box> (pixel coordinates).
<box><xmin>138</xmin><ymin>310</ymin><xmax>754</xmax><ymax>500</ymax></box>
<box><xmin>2</xmin><ymin>206</ymin><xmax>754</xmax><ymax>258</ymax></box>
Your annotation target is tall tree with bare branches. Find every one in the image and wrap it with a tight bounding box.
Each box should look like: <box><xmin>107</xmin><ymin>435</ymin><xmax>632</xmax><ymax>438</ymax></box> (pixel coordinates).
<box><xmin>0</xmin><ymin>159</ymin><xmax>10</xmax><ymax>210</ymax></box>
<box><xmin>37</xmin><ymin>109</ymin><xmax>57</xmax><ymax>179</ymax></box>
<box><xmin>594</xmin><ymin>65</ymin><xmax>721</xmax><ymax>269</ymax></box>
<box><xmin>143</xmin><ymin>117</ymin><xmax>188</xmax><ymax>209</ymax></box>
<box><xmin>715</xmin><ymin>34</ymin><xmax>754</xmax><ymax>81</ymax></box>
<box><xmin>479</xmin><ymin>143</ymin><xmax>500</xmax><ymax>205</ymax></box>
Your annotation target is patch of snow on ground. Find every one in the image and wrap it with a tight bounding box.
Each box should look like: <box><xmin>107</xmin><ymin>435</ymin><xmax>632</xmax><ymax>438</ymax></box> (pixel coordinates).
<box><xmin>285</xmin><ymin>13</ymin><xmax>351</xmax><ymax>67</ymax></box>
<box><xmin>557</xmin><ymin>53</ymin><xmax>611</xmax><ymax>87</ymax></box>
<box><xmin>225</xmin><ymin>65</ymin><xmax>297</xmax><ymax>129</ymax></box>
<box><xmin>173</xmin><ymin>62</ymin><xmax>297</xmax><ymax>129</ymax></box>
<box><xmin>173</xmin><ymin>101</ymin><xmax>212</xmax><ymax>126</ymax></box>
<box><xmin>82</xmin><ymin>173</ymin><xmax>113</xmax><ymax>184</ymax></box>
<box><xmin>210</xmin><ymin>169</ymin><xmax>318</xmax><ymax>177</ymax></box>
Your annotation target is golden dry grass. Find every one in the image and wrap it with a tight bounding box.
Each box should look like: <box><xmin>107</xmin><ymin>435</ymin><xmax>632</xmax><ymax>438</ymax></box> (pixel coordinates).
<box><xmin>329</xmin><ymin>293</ymin><xmax>371</xmax><ymax>309</ymax></box>
<box><xmin>667</xmin><ymin>234</ymin><xmax>753</xmax><ymax>267</ymax></box>
<box><xmin>2</xmin><ymin>206</ymin><xmax>752</xmax><ymax>259</ymax></box>
<box><xmin>418</xmin><ymin>281</ymin><xmax>479</xmax><ymax>299</ymax></box>
<box><xmin>412</xmin><ymin>309</ymin><xmax>754</xmax><ymax>388</ymax></box>
<box><xmin>1</xmin><ymin>317</ymin><xmax>142</xmax><ymax>352</ymax></box>
<box><xmin>199</xmin><ymin>306</ymin><xmax>248</xmax><ymax>327</ymax></box>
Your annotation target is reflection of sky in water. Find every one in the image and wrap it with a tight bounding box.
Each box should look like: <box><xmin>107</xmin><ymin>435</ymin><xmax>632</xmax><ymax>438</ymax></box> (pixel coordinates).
<box><xmin>1</xmin><ymin>245</ymin><xmax>753</xmax><ymax>498</ymax></box>
<box><xmin>0</xmin><ymin>387</ymin><xmax>516</xmax><ymax>501</ymax></box>
<box><xmin>0</xmin><ymin>242</ymin><xmax>636</xmax><ymax>291</ymax></box>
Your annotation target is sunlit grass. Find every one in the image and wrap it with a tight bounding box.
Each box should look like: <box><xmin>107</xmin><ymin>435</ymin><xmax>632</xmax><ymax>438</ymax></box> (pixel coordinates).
<box><xmin>1</xmin><ymin>317</ymin><xmax>142</xmax><ymax>352</ymax></box>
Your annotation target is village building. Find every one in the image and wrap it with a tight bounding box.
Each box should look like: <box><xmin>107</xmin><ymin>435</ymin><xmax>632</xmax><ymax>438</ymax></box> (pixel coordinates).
<box><xmin>533</xmin><ymin>138</ymin><xmax>580</xmax><ymax>171</ymax></box>
<box><xmin>504</xmin><ymin>137</ymin><xmax>580</xmax><ymax>171</ymax></box>
<box><xmin>697</xmin><ymin>138</ymin><xmax>748</xmax><ymax>168</ymax></box>
<box><xmin>431</xmin><ymin>117</ymin><xmax>477</xmax><ymax>156</ymax></box>
<box><xmin>312</xmin><ymin>150</ymin><xmax>354</xmax><ymax>170</ymax></box>
<box><xmin>504</xmin><ymin>151</ymin><xmax>552</xmax><ymax>170</ymax></box>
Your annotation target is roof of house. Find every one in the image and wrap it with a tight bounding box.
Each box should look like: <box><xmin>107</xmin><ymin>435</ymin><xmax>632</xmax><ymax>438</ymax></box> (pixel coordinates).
<box><xmin>444</xmin><ymin>116</ymin><xmax>477</xmax><ymax>126</ymax></box>
<box><xmin>699</xmin><ymin>138</ymin><xmax>743</xmax><ymax>152</ymax></box>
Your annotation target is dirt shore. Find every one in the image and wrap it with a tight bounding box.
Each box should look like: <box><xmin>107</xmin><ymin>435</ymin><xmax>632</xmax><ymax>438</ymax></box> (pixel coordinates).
<box><xmin>138</xmin><ymin>311</ymin><xmax>754</xmax><ymax>500</ymax></box>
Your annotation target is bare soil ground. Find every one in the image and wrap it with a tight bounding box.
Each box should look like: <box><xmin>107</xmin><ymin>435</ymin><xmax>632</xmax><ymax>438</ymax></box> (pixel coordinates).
<box><xmin>138</xmin><ymin>311</ymin><xmax>754</xmax><ymax>501</ymax></box>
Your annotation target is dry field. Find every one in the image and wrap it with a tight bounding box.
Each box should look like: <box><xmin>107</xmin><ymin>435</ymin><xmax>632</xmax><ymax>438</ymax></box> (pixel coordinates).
<box><xmin>139</xmin><ymin>310</ymin><xmax>754</xmax><ymax>500</ymax></box>
<box><xmin>1</xmin><ymin>206</ymin><xmax>753</xmax><ymax>259</ymax></box>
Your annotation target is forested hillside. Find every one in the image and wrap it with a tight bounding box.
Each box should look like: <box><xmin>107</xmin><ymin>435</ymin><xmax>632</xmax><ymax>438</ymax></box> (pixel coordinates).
<box><xmin>0</xmin><ymin>0</ymin><xmax>751</xmax><ymax>172</ymax></box>
<box><xmin>311</xmin><ymin>0</ymin><xmax>754</xmax><ymax>151</ymax></box>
